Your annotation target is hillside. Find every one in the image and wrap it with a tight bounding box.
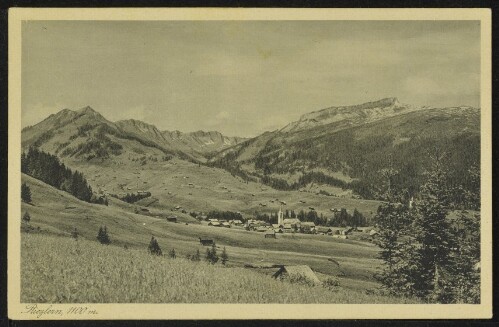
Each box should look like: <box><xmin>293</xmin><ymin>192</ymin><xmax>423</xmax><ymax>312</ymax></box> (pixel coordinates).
<box><xmin>21</xmin><ymin>233</ymin><xmax>418</xmax><ymax>303</ymax></box>
<box><xmin>210</xmin><ymin>99</ymin><xmax>480</xmax><ymax>200</ymax></box>
<box><xmin>21</xmin><ymin>173</ymin><xmax>384</xmax><ymax>291</ymax></box>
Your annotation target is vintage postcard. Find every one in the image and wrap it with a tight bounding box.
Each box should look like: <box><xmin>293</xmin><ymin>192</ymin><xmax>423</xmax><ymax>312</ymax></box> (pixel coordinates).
<box><xmin>8</xmin><ymin>8</ymin><xmax>492</xmax><ymax>320</ymax></box>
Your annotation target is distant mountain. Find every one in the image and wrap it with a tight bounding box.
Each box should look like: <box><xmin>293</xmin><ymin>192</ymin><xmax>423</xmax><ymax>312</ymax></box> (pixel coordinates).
<box><xmin>21</xmin><ymin>106</ymin><xmax>247</xmax><ymax>162</ymax></box>
<box><xmin>22</xmin><ymin>99</ymin><xmax>480</xmax><ymax>202</ymax></box>
<box><xmin>209</xmin><ymin>98</ymin><xmax>480</xmax><ymax>200</ymax></box>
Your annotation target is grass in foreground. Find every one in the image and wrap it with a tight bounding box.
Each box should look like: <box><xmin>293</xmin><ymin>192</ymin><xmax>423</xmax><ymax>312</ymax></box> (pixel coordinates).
<box><xmin>21</xmin><ymin>232</ymin><xmax>418</xmax><ymax>303</ymax></box>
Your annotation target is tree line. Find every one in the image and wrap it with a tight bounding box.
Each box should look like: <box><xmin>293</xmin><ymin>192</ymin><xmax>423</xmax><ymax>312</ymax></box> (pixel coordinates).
<box><xmin>21</xmin><ymin>147</ymin><xmax>103</xmax><ymax>204</ymax></box>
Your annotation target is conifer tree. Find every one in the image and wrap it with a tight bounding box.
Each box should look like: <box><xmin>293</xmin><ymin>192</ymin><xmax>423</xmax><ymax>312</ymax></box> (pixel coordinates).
<box><xmin>169</xmin><ymin>248</ymin><xmax>176</xmax><ymax>259</ymax></box>
<box><xmin>22</xmin><ymin>211</ymin><xmax>31</xmax><ymax>224</ymax></box>
<box><xmin>412</xmin><ymin>151</ymin><xmax>454</xmax><ymax>302</ymax></box>
<box><xmin>221</xmin><ymin>247</ymin><xmax>228</xmax><ymax>265</ymax></box>
<box><xmin>21</xmin><ymin>182</ymin><xmax>32</xmax><ymax>203</ymax></box>
<box><xmin>97</xmin><ymin>226</ymin><xmax>111</xmax><ymax>245</ymax></box>
<box><xmin>148</xmin><ymin>236</ymin><xmax>162</xmax><ymax>255</ymax></box>
<box><xmin>192</xmin><ymin>249</ymin><xmax>201</xmax><ymax>262</ymax></box>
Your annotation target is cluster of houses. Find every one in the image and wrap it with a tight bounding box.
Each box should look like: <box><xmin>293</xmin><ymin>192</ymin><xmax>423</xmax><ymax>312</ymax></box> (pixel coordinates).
<box><xmin>206</xmin><ymin>218</ymin><xmax>244</xmax><ymax>228</ymax></box>
<box><xmin>199</xmin><ymin>208</ymin><xmax>378</xmax><ymax>240</ymax></box>
<box><xmin>245</xmin><ymin>208</ymin><xmax>378</xmax><ymax>239</ymax></box>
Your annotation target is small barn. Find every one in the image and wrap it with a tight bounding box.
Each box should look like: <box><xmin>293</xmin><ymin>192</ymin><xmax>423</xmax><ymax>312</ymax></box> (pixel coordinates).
<box><xmin>208</xmin><ymin>221</ymin><xmax>221</xmax><ymax>227</ymax></box>
<box><xmin>221</xmin><ymin>222</ymin><xmax>231</xmax><ymax>228</ymax></box>
<box><xmin>256</xmin><ymin>226</ymin><xmax>268</xmax><ymax>233</ymax></box>
<box><xmin>369</xmin><ymin>229</ymin><xmax>378</xmax><ymax>236</ymax></box>
<box><xmin>166</xmin><ymin>216</ymin><xmax>177</xmax><ymax>223</ymax></box>
<box><xmin>272</xmin><ymin>265</ymin><xmax>321</xmax><ymax>286</ymax></box>
<box><xmin>265</xmin><ymin>231</ymin><xmax>276</xmax><ymax>239</ymax></box>
<box><xmin>316</xmin><ymin>226</ymin><xmax>332</xmax><ymax>235</ymax></box>
<box><xmin>199</xmin><ymin>238</ymin><xmax>214</xmax><ymax>246</ymax></box>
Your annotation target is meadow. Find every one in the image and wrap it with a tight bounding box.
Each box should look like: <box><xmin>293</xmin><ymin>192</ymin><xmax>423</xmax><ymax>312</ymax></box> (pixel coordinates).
<box><xmin>21</xmin><ymin>233</ymin><xmax>418</xmax><ymax>303</ymax></box>
<box><xmin>21</xmin><ymin>173</ymin><xmax>382</xmax><ymax>292</ymax></box>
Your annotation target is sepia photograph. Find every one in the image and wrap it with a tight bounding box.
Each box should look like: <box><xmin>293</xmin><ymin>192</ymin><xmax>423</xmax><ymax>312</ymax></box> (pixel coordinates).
<box><xmin>8</xmin><ymin>8</ymin><xmax>492</xmax><ymax>320</ymax></box>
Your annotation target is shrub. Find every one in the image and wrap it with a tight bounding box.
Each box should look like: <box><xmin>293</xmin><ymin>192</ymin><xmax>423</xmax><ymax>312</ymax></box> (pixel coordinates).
<box><xmin>148</xmin><ymin>236</ymin><xmax>162</xmax><ymax>256</ymax></box>
<box><xmin>191</xmin><ymin>249</ymin><xmax>201</xmax><ymax>262</ymax></box>
<box><xmin>322</xmin><ymin>276</ymin><xmax>340</xmax><ymax>291</ymax></box>
<box><xmin>169</xmin><ymin>248</ymin><xmax>176</xmax><ymax>259</ymax></box>
<box><xmin>97</xmin><ymin>226</ymin><xmax>111</xmax><ymax>245</ymax></box>
<box><xmin>71</xmin><ymin>227</ymin><xmax>79</xmax><ymax>240</ymax></box>
<box><xmin>21</xmin><ymin>182</ymin><xmax>32</xmax><ymax>203</ymax></box>
<box><xmin>287</xmin><ymin>274</ymin><xmax>317</xmax><ymax>287</ymax></box>
<box><xmin>22</xmin><ymin>211</ymin><xmax>31</xmax><ymax>224</ymax></box>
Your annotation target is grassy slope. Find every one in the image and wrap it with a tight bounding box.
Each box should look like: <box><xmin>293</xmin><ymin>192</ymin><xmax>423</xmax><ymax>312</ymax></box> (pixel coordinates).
<box><xmin>21</xmin><ymin>173</ymin><xmax>383</xmax><ymax>293</ymax></box>
<box><xmin>21</xmin><ymin>233</ymin><xmax>417</xmax><ymax>303</ymax></box>
<box><xmin>66</xmin><ymin>157</ymin><xmax>382</xmax><ymax>220</ymax></box>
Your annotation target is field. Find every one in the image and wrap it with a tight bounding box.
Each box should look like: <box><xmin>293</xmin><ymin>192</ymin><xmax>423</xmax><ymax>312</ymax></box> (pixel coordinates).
<box><xmin>21</xmin><ymin>233</ymin><xmax>418</xmax><ymax>303</ymax></box>
<box><xmin>67</xmin><ymin>157</ymin><xmax>383</xmax><ymax>221</ymax></box>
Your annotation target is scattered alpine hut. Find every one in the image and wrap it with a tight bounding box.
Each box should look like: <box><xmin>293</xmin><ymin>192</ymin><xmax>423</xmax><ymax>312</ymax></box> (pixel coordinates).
<box><xmin>264</xmin><ymin>231</ymin><xmax>276</xmax><ymax>239</ymax></box>
<box><xmin>272</xmin><ymin>265</ymin><xmax>321</xmax><ymax>286</ymax></box>
<box><xmin>166</xmin><ymin>216</ymin><xmax>178</xmax><ymax>223</ymax></box>
<box><xmin>341</xmin><ymin>227</ymin><xmax>354</xmax><ymax>235</ymax></box>
<box><xmin>209</xmin><ymin>221</ymin><xmax>221</xmax><ymax>227</ymax></box>
<box><xmin>316</xmin><ymin>226</ymin><xmax>332</xmax><ymax>235</ymax></box>
<box><xmin>221</xmin><ymin>222</ymin><xmax>231</xmax><ymax>228</ymax></box>
<box><xmin>199</xmin><ymin>238</ymin><xmax>214</xmax><ymax>246</ymax></box>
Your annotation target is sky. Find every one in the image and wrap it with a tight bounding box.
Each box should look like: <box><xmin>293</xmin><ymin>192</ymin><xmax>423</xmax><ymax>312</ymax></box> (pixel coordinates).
<box><xmin>22</xmin><ymin>20</ymin><xmax>481</xmax><ymax>137</ymax></box>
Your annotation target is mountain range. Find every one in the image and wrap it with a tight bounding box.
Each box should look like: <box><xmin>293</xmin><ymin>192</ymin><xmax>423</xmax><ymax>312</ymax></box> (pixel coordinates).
<box><xmin>21</xmin><ymin>98</ymin><xmax>480</xmax><ymax>200</ymax></box>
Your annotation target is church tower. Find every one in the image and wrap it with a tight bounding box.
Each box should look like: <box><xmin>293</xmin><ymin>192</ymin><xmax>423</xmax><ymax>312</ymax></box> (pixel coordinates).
<box><xmin>278</xmin><ymin>206</ymin><xmax>284</xmax><ymax>226</ymax></box>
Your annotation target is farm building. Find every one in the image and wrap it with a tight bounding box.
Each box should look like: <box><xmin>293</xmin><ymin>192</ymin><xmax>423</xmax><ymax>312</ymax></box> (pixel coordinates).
<box><xmin>208</xmin><ymin>221</ymin><xmax>221</xmax><ymax>227</ymax></box>
<box><xmin>283</xmin><ymin>218</ymin><xmax>301</xmax><ymax>228</ymax></box>
<box><xmin>256</xmin><ymin>226</ymin><xmax>268</xmax><ymax>233</ymax></box>
<box><xmin>332</xmin><ymin>234</ymin><xmax>348</xmax><ymax>239</ymax></box>
<box><xmin>208</xmin><ymin>219</ymin><xmax>219</xmax><ymax>223</ymax></box>
<box><xmin>166</xmin><ymin>216</ymin><xmax>177</xmax><ymax>223</ymax></box>
<box><xmin>316</xmin><ymin>226</ymin><xmax>332</xmax><ymax>235</ymax></box>
<box><xmin>283</xmin><ymin>224</ymin><xmax>294</xmax><ymax>233</ymax></box>
<box><xmin>221</xmin><ymin>222</ymin><xmax>231</xmax><ymax>228</ymax></box>
<box><xmin>230</xmin><ymin>220</ymin><xmax>243</xmax><ymax>226</ymax></box>
<box><xmin>264</xmin><ymin>231</ymin><xmax>276</xmax><ymax>238</ymax></box>
<box><xmin>301</xmin><ymin>222</ymin><xmax>316</xmax><ymax>233</ymax></box>
<box><xmin>199</xmin><ymin>238</ymin><xmax>214</xmax><ymax>246</ymax></box>
<box><xmin>272</xmin><ymin>265</ymin><xmax>321</xmax><ymax>286</ymax></box>
<box><xmin>369</xmin><ymin>229</ymin><xmax>378</xmax><ymax>236</ymax></box>
<box><xmin>341</xmin><ymin>227</ymin><xmax>354</xmax><ymax>235</ymax></box>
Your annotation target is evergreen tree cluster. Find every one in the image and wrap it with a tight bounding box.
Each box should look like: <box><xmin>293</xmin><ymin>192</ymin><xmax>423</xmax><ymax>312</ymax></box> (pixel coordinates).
<box><xmin>21</xmin><ymin>182</ymin><xmax>32</xmax><ymax>203</ymax></box>
<box><xmin>148</xmin><ymin>236</ymin><xmax>162</xmax><ymax>255</ymax></box>
<box><xmin>206</xmin><ymin>210</ymin><xmax>244</xmax><ymax>222</ymax></box>
<box><xmin>97</xmin><ymin>226</ymin><xmax>111</xmax><ymax>245</ymax></box>
<box><xmin>373</xmin><ymin>155</ymin><xmax>480</xmax><ymax>303</ymax></box>
<box><xmin>205</xmin><ymin>243</ymin><xmax>219</xmax><ymax>264</ymax></box>
<box><xmin>111</xmin><ymin>191</ymin><xmax>152</xmax><ymax>204</ymax></box>
<box><xmin>21</xmin><ymin>147</ymin><xmax>97</xmax><ymax>203</ymax></box>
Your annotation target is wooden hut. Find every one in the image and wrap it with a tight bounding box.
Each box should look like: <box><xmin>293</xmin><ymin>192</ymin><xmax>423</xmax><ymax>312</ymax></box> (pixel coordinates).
<box><xmin>272</xmin><ymin>265</ymin><xmax>321</xmax><ymax>286</ymax></box>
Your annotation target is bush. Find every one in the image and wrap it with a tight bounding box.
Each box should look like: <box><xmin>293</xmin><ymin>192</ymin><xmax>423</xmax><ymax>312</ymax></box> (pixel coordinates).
<box><xmin>71</xmin><ymin>227</ymin><xmax>79</xmax><ymax>240</ymax></box>
<box><xmin>322</xmin><ymin>276</ymin><xmax>340</xmax><ymax>291</ymax></box>
<box><xmin>169</xmin><ymin>248</ymin><xmax>176</xmax><ymax>259</ymax></box>
<box><xmin>148</xmin><ymin>236</ymin><xmax>162</xmax><ymax>256</ymax></box>
<box><xmin>286</xmin><ymin>274</ymin><xmax>317</xmax><ymax>287</ymax></box>
<box><xmin>22</xmin><ymin>211</ymin><xmax>31</xmax><ymax>224</ymax></box>
<box><xmin>97</xmin><ymin>226</ymin><xmax>111</xmax><ymax>245</ymax></box>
